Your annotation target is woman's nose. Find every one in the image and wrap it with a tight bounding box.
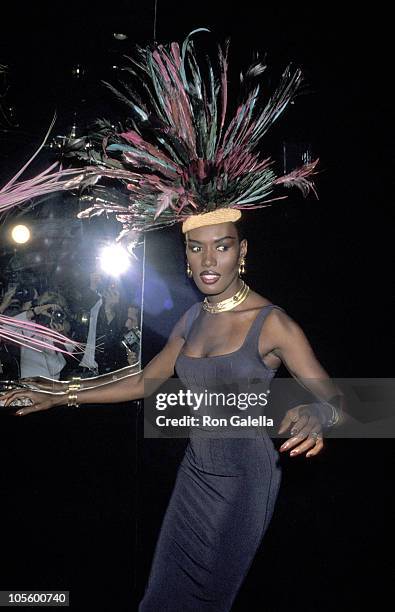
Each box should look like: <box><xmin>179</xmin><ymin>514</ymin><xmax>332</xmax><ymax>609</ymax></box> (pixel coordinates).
<box><xmin>201</xmin><ymin>249</ymin><xmax>217</xmax><ymax>268</ymax></box>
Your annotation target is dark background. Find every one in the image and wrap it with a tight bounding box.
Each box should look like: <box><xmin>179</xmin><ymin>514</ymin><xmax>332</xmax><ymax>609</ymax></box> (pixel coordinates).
<box><xmin>0</xmin><ymin>2</ymin><xmax>393</xmax><ymax>611</ymax></box>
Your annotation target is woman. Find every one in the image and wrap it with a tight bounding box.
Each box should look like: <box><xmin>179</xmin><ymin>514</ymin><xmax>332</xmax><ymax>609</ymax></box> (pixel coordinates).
<box><xmin>2</xmin><ymin>209</ymin><xmax>343</xmax><ymax>609</ymax></box>
<box><xmin>1</xmin><ymin>31</ymin><xmax>344</xmax><ymax>610</ymax></box>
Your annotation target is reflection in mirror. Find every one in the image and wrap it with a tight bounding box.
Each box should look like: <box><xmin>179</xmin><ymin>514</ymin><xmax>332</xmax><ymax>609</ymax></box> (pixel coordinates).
<box><xmin>0</xmin><ymin>192</ymin><xmax>144</xmax><ymax>382</ymax></box>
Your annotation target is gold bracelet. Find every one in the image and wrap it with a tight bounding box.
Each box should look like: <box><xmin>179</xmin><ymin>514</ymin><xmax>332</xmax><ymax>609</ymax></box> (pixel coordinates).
<box><xmin>71</xmin><ymin>377</ymin><xmax>81</xmax><ymax>390</ymax></box>
<box><xmin>67</xmin><ymin>392</ymin><xmax>79</xmax><ymax>408</ymax></box>
<box><xmin>68</xmin><ymin>376</ymin><xmax>81</xmax><ymax>392</ymax></box>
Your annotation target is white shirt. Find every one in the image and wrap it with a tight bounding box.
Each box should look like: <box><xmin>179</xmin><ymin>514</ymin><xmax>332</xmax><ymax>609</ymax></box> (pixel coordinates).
<box><xmin>11</xmin><ymin>311</ymin><xmax>67</xmax><ymax>379</ymax></box>
<box><xmin>79</xmin><ymin>298</ymin><xmax>102</xmax><ymax>373</ymax></box>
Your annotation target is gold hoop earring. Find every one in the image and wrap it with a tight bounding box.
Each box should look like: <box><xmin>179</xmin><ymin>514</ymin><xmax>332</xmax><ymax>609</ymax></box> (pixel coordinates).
<box><xmin>186</xmin><ymin>262</ymin><xmax>193</xmax><ymax>278</ymax></box>
<box><xmin>238</xmin><ymin>256</ymin><xmax>246</xmax><ymax>276</ymax></box>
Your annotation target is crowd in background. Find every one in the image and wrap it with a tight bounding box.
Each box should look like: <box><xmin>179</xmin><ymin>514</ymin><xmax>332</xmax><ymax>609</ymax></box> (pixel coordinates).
<box><xmin>0</xmin><ymin>271</ymin><xmax>141</xmax><ymax>381</ymax></box>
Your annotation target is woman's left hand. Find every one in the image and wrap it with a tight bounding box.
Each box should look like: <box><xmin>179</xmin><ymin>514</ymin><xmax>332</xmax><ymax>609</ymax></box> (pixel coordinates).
<box><xmin>277</xmin><ymin>404</ymin><xmax>324</xmax><ymax>458</ymax></box>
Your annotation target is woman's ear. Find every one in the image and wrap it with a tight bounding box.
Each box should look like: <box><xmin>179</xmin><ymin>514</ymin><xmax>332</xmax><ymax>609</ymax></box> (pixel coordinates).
<box><xmin>240</xmin><ymin>238</ymin><xmax>247</xmax><ymax>258</ymax></box>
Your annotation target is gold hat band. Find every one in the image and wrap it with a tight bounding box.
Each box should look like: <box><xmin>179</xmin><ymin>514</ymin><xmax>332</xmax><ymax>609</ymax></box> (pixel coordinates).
<box><xmin>181</xmin><ymin>208</ymin><xmax>242</xmax><ymax>233</ymax></box>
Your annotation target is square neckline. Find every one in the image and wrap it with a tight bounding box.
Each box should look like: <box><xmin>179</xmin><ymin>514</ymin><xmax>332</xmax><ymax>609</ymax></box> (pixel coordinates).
<box><xmin>177</xmin><ymin>303</ymin><xmax>278</xmax><ymax>371</ymax></box>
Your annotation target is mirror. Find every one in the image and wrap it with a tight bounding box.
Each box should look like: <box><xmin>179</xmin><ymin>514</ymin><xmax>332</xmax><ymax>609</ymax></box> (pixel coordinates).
<box><xmin>0</xmin><ymin>191</ymin><xmax>144</xmax><ymax>382</ymax></box>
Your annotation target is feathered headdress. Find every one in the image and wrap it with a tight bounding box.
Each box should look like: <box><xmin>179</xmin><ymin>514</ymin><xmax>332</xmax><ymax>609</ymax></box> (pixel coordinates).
<box><xmin>71</xmin><ymin>28</ymin><xmax>318</xmax><ymax>235</ymax></box>
<box><xmin>0</xmin><ymin>29</ymin><xmax>318</xmax><ymax>235</ymax></box>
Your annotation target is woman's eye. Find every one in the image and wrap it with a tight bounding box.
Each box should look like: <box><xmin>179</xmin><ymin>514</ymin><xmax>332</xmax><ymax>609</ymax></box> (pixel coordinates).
<box><xmin>189</xmin><ymin>245</ymin><xmax>229</xmax><ymax>253</ymax></box>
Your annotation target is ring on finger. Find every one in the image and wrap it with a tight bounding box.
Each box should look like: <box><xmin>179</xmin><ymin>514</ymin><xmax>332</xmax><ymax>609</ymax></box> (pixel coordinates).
<box><xmin>310</xmin><ymin>431</ymin><xmax>322</xmax><ymax>442</ymax></box>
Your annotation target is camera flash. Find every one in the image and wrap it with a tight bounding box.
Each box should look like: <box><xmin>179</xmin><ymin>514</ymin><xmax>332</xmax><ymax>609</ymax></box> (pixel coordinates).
<box><xmin>11</xmin><ymin>224</ymin><xmax>31</xmax><ymax>244</ymax></box>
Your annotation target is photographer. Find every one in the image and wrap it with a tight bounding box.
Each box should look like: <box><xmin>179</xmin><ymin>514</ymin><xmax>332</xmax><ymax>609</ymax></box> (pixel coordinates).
<box><xmin>0</xmin><ymin>285</ymin><xmax>41</xmax><ymax>378</ymax></box>
<box><xmin>9</xmin><ymin>290</ymin><xmax>72</xmax><ymax>379</ymax></box>
<box><xmin>79</xmin><ymin>273</ymin><xmax>138</xmax><ymax>375</ymax></box>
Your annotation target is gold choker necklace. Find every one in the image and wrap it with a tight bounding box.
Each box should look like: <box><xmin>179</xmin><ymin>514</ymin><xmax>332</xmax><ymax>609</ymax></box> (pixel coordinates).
<box><xmin>202</xmin><ymin>280</ymin><xmax>250</xmax><ymax>314</ymax></box>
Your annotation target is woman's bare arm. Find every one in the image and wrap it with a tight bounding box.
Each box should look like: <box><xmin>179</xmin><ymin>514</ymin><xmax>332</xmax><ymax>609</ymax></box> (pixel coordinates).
<box><xmin>259</xmin><ymin>309</ymin><xmax>346</xmax><ymax>458</ymax></box>
<box><xmin>263</xmin><ymin>308</ymin><xmax>344</xmax><ymax>409</ymax></box>
<box><xmin>22</xmin><ymin>364</ymin><xmax>141</xmax><ymax>392</ymax></box>
<box><xmin>71</xmin><ymin>363</ymin><xmax>142</xmax><ymax>388</ymax></box>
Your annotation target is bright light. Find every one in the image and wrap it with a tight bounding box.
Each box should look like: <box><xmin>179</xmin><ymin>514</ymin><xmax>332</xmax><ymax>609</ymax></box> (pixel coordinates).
<box><xmin>99</xmin><ymin>244</ymin><xmax>130</xmax><ymax>276</ymax></box>
<box><xmin>11</xmin><ymin>224</ymin><xmax>31</xmax><ymax>244</ymax></box>
<box><xmin>113</xmin><ymin>32</ymin><xmax>128</xmax><ymax>41</ymax></box>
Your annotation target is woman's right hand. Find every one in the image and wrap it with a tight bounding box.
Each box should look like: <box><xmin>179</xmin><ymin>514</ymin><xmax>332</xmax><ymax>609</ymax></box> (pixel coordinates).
<box><xmin>1</xmin><ymin>389</ymin><xmax>66</xmax><ymax>415</ymax></box>
<box><xmin>21</xmin><ymin>377</ymin><xmax>67</xmax><ymax>392</ymax></box>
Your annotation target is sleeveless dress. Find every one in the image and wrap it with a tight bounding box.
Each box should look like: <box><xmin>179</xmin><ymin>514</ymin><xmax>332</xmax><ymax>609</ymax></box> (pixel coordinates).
<box><xmin>139</xmin><ymin>304</ymin><xmax>284</xmax><ymax>611</ymax></box>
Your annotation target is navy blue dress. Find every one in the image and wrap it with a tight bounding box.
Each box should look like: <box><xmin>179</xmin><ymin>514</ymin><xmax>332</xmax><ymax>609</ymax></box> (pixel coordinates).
<box><xmin>139</xmin><ymin>304</ymin><xmax>283</xmax><ymax>611</ymax></box>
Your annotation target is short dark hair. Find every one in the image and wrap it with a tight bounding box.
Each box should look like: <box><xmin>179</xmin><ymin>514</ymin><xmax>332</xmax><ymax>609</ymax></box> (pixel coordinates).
<box><xmin>233</xmin><ymin>217</ymin><xmax>248</xmax><ymax>243</ymax></box>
